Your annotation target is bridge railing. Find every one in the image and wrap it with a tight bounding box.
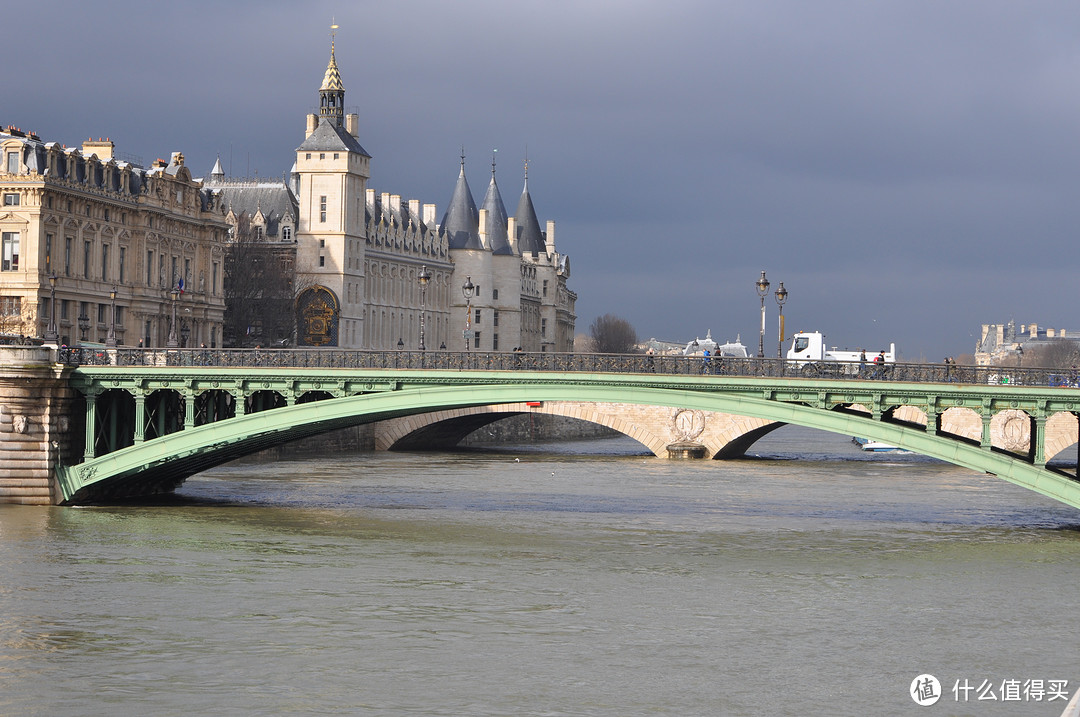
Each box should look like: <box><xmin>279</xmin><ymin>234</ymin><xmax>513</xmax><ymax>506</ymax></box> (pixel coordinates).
<box><xmin>55</xmin><ymin>346</ymin><xmax>1077</xmax><ymax>388</ymax></box>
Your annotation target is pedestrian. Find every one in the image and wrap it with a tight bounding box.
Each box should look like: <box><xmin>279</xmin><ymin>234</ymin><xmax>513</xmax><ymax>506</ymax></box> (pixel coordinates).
<box><xmin>701</xmin><ymin>348</ymin><xmax>711</xmax><ymax>374</ymax></box>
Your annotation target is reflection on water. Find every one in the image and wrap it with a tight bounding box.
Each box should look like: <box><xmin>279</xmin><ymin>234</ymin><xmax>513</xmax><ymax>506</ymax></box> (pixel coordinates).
<box><xmin>1</xmin><ymin>425</ymin><xmax>1079</xmax><ymax>716</ymax></box>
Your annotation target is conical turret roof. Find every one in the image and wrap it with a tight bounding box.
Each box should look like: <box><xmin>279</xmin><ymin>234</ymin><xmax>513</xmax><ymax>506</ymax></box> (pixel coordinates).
<box><xmin>482</xmin><ymin>161</ymin><xmax>513</xmax><ymax>255</ymax></box>
<box><xmin>321</xmin><ymin>41</ymin><xmax>344</xmax><ymax>91</ymax></box>
<box><xmin>514</xmin><ymin>175</ymin><xmax>546</xmax><ymax>256</ymax></box>
<box><xmin>442</xmin><ymin>157</ymin><xmax>482</xmax><ymax>250</ymax></box>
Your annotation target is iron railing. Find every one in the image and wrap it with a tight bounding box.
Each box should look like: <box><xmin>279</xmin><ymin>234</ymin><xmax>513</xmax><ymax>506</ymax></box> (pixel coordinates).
<box><xmin>55</xmin><ymin>346</ymin><xmax>1079</xmax><ymax>388</ymax></box>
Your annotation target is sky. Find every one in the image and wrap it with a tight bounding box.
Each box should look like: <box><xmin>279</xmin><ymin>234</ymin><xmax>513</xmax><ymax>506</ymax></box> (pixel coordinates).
<box><xmin>8</xmin><ymin>0</ymin><xmax>1080</xmax><ymax>360</ymax></box>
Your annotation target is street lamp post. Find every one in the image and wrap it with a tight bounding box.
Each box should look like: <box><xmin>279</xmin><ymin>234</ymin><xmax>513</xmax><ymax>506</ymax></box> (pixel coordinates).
<box><xmin>462</xmin><ymin>276</ymin><xmax>474</xmax><ymax>351</ymax></box>
<box><xmin>774</xmin><ymin>281</ymin><xmax>788</xmax><ymax>360</ymax></box>
<box><xmin>418</xmin><ymin>264</ymin><xmax>431</xmax><ymax>351</ymax></box>
<box><xmin>78</xmin><ymin>312</ymin><xmax>90</xmax><ymax>344</ymax></box>
<box><xmin>167</xmin><ymin>288</ymin><xmax>180</xmax><ymax>348</ymax></box>
<box><xmin>105</xmin><ymin>285</ymin><xmax>118</xmax><ymax>348</ymax></box>
<box><xmin>755</xmin><ymin>270</ymin><xmax>770</xmax><ymax>358</ymax></box>
<box><xmin>44</xmin><ymin>274</ymin><xmax>59</xmax><ymax>344</ymax></box>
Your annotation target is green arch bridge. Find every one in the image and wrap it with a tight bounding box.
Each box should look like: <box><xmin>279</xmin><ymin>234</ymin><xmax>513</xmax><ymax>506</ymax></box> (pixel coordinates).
<box><xmin>48</xmin><ymin>347</ymin><xmax>1080</xmax><ymax>510</ymax></box>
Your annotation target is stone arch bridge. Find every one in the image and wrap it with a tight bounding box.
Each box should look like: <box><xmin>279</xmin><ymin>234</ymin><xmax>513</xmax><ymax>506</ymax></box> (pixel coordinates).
<box><xmin>2</xmin><ymin>346</ymin><xmax>1079</xmax><ymax>509</ymax></box>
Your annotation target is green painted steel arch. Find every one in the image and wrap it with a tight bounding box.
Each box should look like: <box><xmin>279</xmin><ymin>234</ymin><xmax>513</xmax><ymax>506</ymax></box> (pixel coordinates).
<box><xmin>57</xmin><ymin>383</ymin><xmax>1080</xmax><ymax>510</ymax></box>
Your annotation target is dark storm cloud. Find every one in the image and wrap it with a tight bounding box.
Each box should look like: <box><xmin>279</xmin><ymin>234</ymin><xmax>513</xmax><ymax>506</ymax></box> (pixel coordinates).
<box><xmin>9</xmin><ymin>0</ymin><xmax>1080</xmax><ymax>357</ymax></box>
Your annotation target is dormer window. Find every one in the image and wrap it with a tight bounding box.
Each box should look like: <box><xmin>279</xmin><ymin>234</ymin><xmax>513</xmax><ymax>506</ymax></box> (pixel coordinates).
<box><xmin>282</xmin><ymin>226</ymin><xmax>292</xmax><ymax>241</ymax></box>
<box><xmin>5</xmin><ymin>151</ymin><xmax>19</xmax><ymax>174</ymax></box>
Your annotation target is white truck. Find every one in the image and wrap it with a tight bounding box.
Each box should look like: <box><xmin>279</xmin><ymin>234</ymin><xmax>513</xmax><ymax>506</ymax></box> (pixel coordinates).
<box><xmin>786</xmin><ymin>331</ymin><xmax>897</xmax><ymax>376</ymax></box>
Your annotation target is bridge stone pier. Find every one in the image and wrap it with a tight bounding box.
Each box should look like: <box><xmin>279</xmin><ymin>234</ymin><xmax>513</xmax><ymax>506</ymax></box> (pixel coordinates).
<box><xmin>375</xmin><ymin>401</ymin><xmax>780</xmax><ymax>458</ymax></box>
<box><xmin>0</xmin><ymin>348</ymin><xmax>77</xmax><ymax>504</ymax></box>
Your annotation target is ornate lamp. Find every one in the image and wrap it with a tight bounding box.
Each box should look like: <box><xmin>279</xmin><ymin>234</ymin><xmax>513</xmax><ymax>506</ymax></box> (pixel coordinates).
<box><xmin>774</xmin><ymin>281</ymin><xmax>788</xmax><ymax>359</ymax></box>
<box><xmin>105</xmin><ymin>285</ymin><xmax>118</xmax><ymax>347</ymax></box>
<box><xmin>462</xmin><ymin>276</ymin><xmax>475</xmax><ymax>351</ymax></box>
<box><xmin>418</xmin><ymin>265</ymin><xmax>431</xmax><ymax>351</ymax></box>
<box><xmin>755</xmin><ymin>270</ymin><xmax>770</xmax><ymax>358</ymax></box>
<box><xmin>44</xmin><ymin>274</ymin><xmax>59</xmax><ymax>344</ymax></box>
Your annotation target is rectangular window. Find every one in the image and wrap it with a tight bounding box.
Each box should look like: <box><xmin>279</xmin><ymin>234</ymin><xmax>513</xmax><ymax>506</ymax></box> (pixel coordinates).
<box><xmin>306</xmin><ymin>153</ymin><xmax>311</xmax><ymax>160</ymax></box>
<box><xmin>65</xmin><ymin>237</ymin><xmax>72</xmax><ymax>276</ymax></box>
<box><xmin>101</xmin><ymin>244</ymin><xmax>109</xmax><ymax>281</ymax></box>
<box><xmin>492</xmin><ymin>288</ymin><xmax>499</xmax><ymax>300</ymax></box>
<box><xmin>319</xmin><ymin>255</ymin><xmax>325</xmax><ymax>267</ymax></box>
<box><xmin>474</xmin><ymin>308</ymin><xmax>481</xmax><ymax>324</ymax></box>
<box><xmin>146</xmin><ymin>250</ymin><xmax>153</xmax><ymax>286</ymax></box>
<box><xmin>60</xmin><ymin>299</ymin><xmax>69</xmax><ymax>320</ymax></box>
<box><xmin>1</xmin><ymin>232</ymin><xmax>19</xmax><ymax>271</ymax></box>
<box><xmin>184</xmin><ymin>258</ymin><xmax>190</xmax><ymax>287</ymax></box>
<box><xmin>0</xmin><ymin>296</ymin><xmax>19</xmax><ymax>316</ymax></box>
<box><xmin>320</xmin><ymin>196</ymin><xmax>327</xmax><ymax>223</ymax></box>
<box><xmin>319</xmin><ymin>239</ymin><xmax>325</xmax><ymax>247</ymax></box>
<box><xmin>6</xmin><ymin>151</ymin><xmax>18</xmax><ymax>173</ymax></box>
<box><xmin>493</xmin><ymin>333</ymin><xmax>499</xmax><ymax>351</ymax></box>
<box><xmin>171</xmin><ymin>257</ymin><xmax>178</xmax><ymax>286</ymax></box>
<box><xmin>493</xmin><ymin>310</ymin><xmax>499</xmax><ymax>327</ymax></box>
<box><xmin>159</xmin><ymin>254</ymin><xmax>165</xmax><ymax>287</ymax></box>
<box><xmin>3</xmin><ymin>193</ymin><xmax>18</xmax><ymax>205</ymax></box>
<box><xmin>118</xmin><ymin>247</ymin><xmax>125</xmax><ymax>282</ymax></box>
<box><xmin>97</xmin><ymin>303</ymin><xmax>106</xmax><ymax>323</ymax></box>
<box><xmin>543</xmin><ymin>279</ymin><xmax>549</xmax><ymax>297</ymax></box>
<box><xmin>212</xmin><ymin>261</ymin><xmax>219</xmax><ymax>295</ymax></box>
<box><xmin>474</xmin><ymin>331</ymin><xmax>481</xmax><ymax>350</ymax></box>
<box><xmin>541</xmin><ymin>318</ymin><xmax>547</xmax><ymax>337</ymax></box>
<box><xmin>83</xmin><ymin>241</ymin><xmax>91</xmax><ymax>279</ymax></box>
<box><xmin>44</xmin><ymin>234</ymin><xmax>52</xmax><ymax>273</ymax></box>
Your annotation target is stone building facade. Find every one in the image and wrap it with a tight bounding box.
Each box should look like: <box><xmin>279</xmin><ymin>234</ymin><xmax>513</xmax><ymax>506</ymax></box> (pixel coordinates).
<box><xmin>211</xmin><ymin>39</ymin><xmax>576</xmax><ymax>351</ymax></box>
<box><xmin>0</xmin><ymin>129</ymin><xmax>228</xmax><ymax>347</ymax></box>
<box><xmin>975</xmin><ymin>320</ymin><xmax>1078</xmax><ymax>366</ymax></box>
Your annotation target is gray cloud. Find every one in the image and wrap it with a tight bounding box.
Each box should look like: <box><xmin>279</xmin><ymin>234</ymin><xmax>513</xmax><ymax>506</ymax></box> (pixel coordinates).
<box><xmin>9</xmin><ymin>0</ymin><xmax>1080</xmax><ymax>358</ymax></box>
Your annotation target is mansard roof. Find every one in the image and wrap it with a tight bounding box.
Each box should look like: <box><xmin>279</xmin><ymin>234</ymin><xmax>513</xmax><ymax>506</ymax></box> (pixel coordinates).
<box><xmin>481</xmin><ymin>171</ymin><xmax>513</xmax><ymax>255</ymax></box>
<box><xmin>296</xmin><ymin>119</ymin><xmax>370</xmax><ymax>157</ymax></box>
<box><xmin>441</xmin><ymin>162</ymin><xmax>482</xmax><ymax>250</ymax></box>
<box><xmin>514</xmin><ymin>177</ymin><xmax>546</xmax><ymax>256</ymax></box>
<box><xmin>209</xmin><ymin>180</ymin><xmax>298</xmax><ymax>239</ymax></box>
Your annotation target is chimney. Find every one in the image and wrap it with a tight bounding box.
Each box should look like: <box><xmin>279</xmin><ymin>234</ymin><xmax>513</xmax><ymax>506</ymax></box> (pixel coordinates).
<box><xmin>408</xmin><ymin>199</ymin><xmax>420</xmax><ymax>219</ymax></box>
<box><xmin>423</xmin><ymin>203</ymin><xmax>437</xmax><ymax>225</ymax></box>
<box><xmin>507</xmin><ymin>217</ymin><xmax>518</xmax><ymax>254</ymax></box>
<box><xmin>305</xmin><ymin>114</ymin><xmax>318</xmax><ymax>139</ymax></box>
<box><xmin>346</xmin><ymin>113</ymin><xmax>359</xmax><ymax>139</ymax></box>
<box><xmin>389</xmin><ymin>194</ymin><xmax>401</xmax><ymax>212</ymax></box>
<box><xmin>545</xmin><ymin>220</ymin><xmax>556</xmax><ymax>254</ymax></box>
<box><xmin>82</xmin><ymin>137</ymin><xmax>114</xmax><ymax>160</ymax></box>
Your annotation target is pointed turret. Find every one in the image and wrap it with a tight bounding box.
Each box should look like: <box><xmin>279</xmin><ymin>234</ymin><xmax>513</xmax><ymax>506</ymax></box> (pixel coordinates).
<box><xmin>319</xmin><ymin>31</ymin><xmax>345</xmax><ymax>127</ymax></box>
<box><xmin>441</xmin><ymin>153</ymin><xmax>482</xmax><ymax>250</ymax></box>
<box><xmin>209</xmin><ymin>156</ymin><xmax>224</xmax><ymax>183</ymax></box>
<box><xmin>481</xmin><ymin>155</ymin><xmax>513</xmax><ymax>255</ymax></box>
<box><xmin>514</xmin><ymin>166</ymin><xmax>546</xmax><ymax>257</ymax></box>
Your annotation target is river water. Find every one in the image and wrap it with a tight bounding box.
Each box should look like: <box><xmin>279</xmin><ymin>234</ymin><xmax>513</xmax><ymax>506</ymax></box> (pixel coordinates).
<box><xmin>2</xmin><ymin>426</ymin><xmax>1079</xmax><ymax>716</ymax></box>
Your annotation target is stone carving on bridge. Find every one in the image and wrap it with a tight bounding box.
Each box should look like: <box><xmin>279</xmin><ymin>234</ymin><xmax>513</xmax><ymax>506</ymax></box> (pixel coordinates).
<box><xmin>670</xmin><ymin>408</ymin><xmax>706</xmax><ymax>442</ymax></box>
<box><xmin>12</xmin><ymin>415</ymin><xmax>28</xmax><ymax>434</ymax></box>
<box><xmin>995</xmin><ymin>409</ymin><xmax>1031</xmax><ymax>453</ymax></box>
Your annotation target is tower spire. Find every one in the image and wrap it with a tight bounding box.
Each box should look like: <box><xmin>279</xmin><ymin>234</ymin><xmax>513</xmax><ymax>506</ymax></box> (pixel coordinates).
<box><xmin>319</xmin><ymin>21</ymin><xmax>345</xmax><ymax>126</ymax></box>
